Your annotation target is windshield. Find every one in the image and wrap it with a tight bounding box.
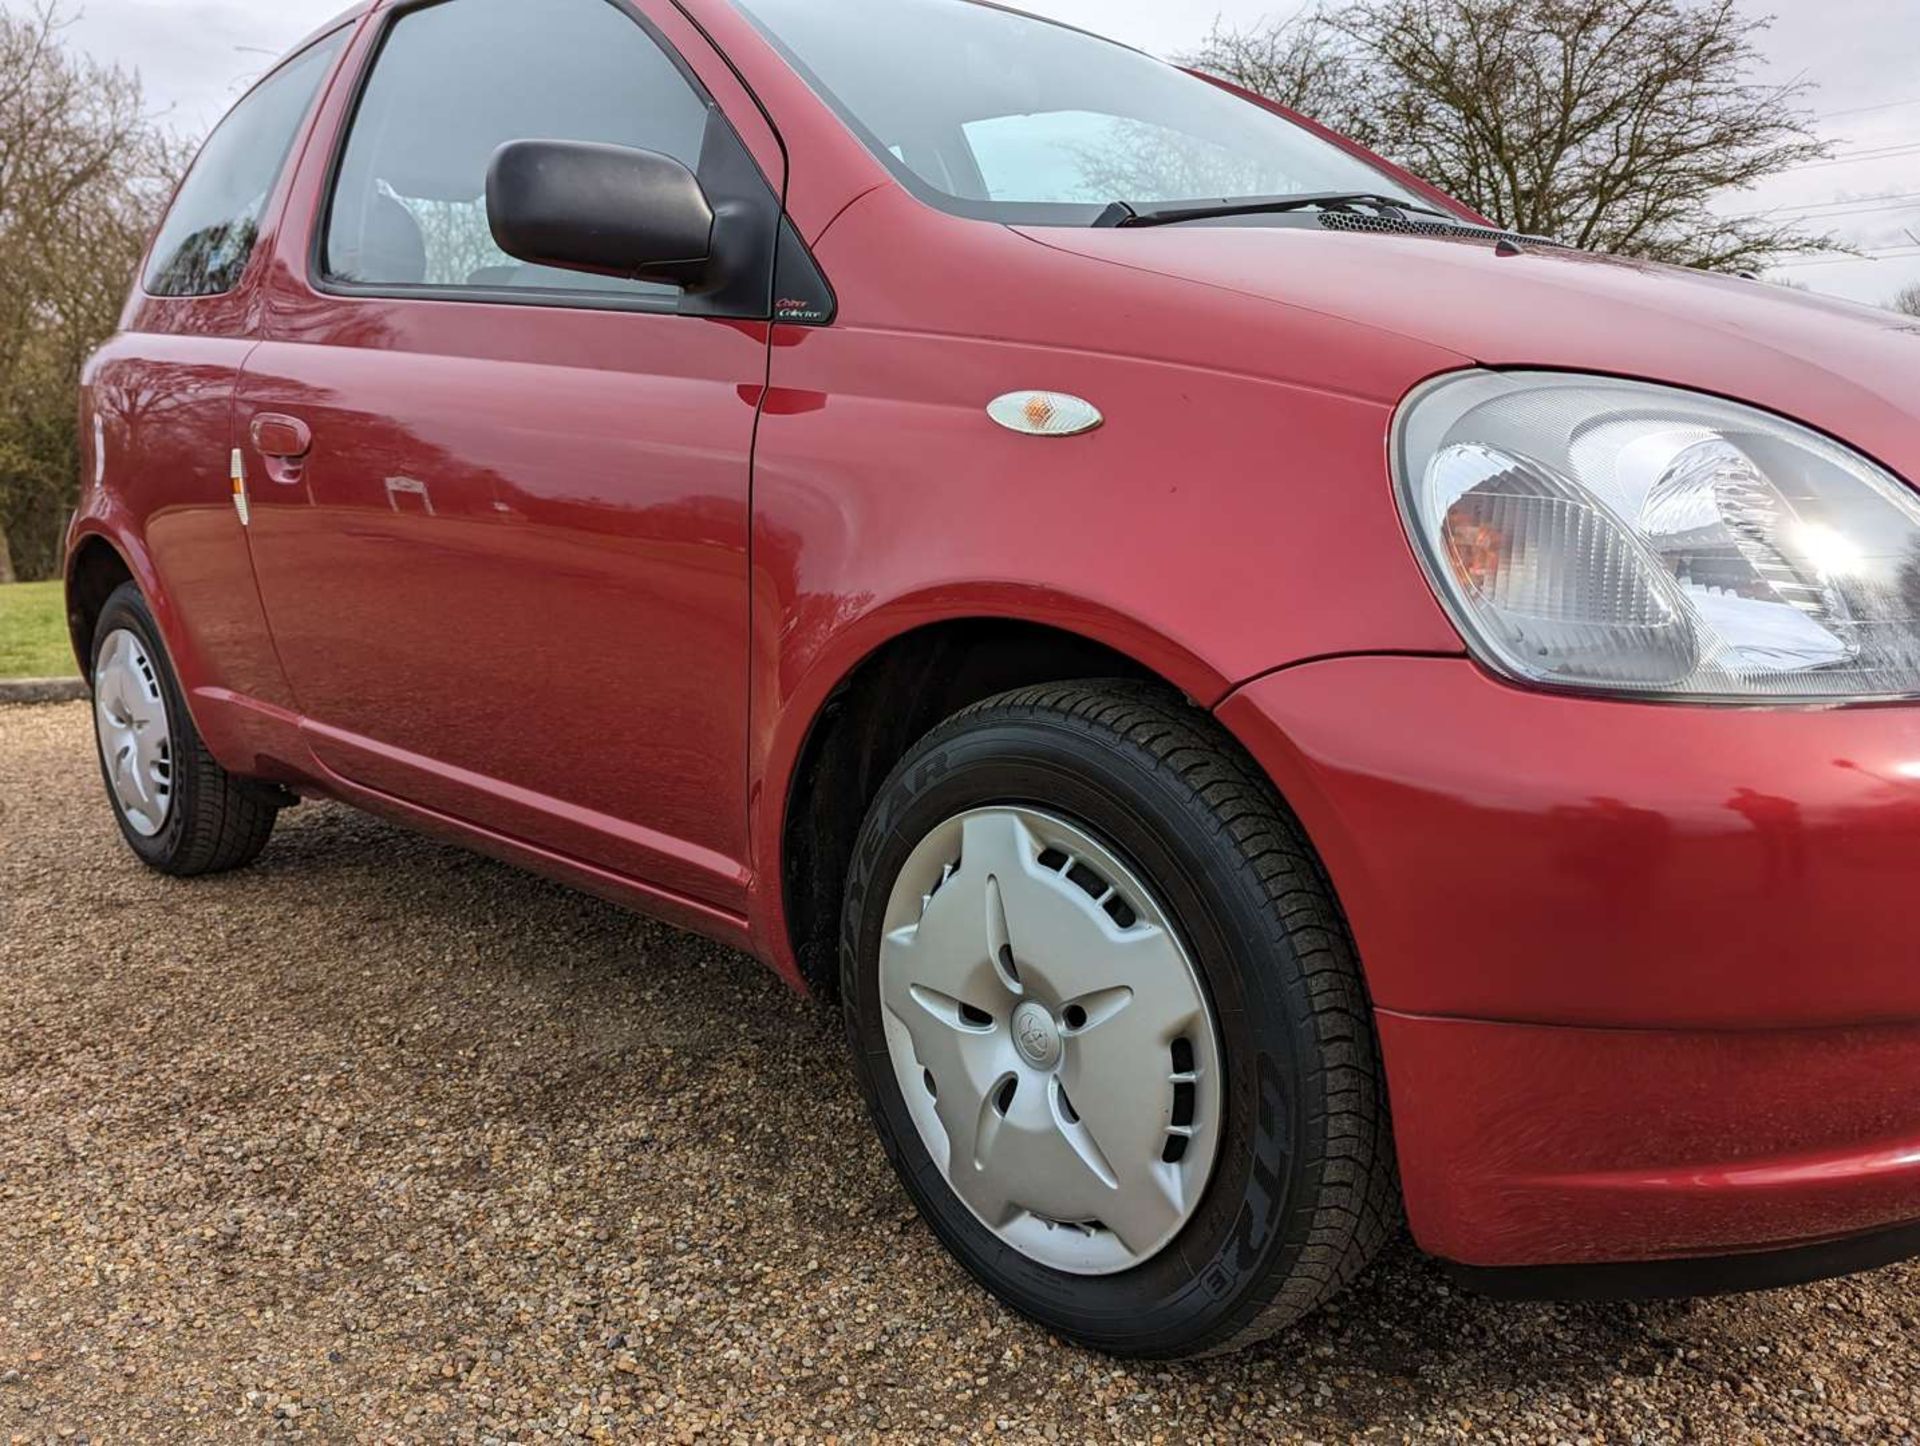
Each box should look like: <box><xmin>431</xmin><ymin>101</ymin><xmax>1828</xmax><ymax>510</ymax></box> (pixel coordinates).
<box><xmin>734</xmin><ymin>0</ymin><xmax>1425</xmax><ymax>225</ymax></box>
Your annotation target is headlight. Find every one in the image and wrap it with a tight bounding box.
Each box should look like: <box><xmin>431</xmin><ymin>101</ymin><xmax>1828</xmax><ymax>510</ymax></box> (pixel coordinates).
<box><xmin>1394</xmin><ymin>370</ymin><xmax>1920</xmax><ymax>702</ymax></box>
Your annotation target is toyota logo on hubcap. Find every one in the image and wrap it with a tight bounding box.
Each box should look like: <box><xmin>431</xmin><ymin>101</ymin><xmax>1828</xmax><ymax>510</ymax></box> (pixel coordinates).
<box><xmin>1010</xmin><ymin>1001</ymin><xmax>1062</xmax><ymax>1070</ymax></box>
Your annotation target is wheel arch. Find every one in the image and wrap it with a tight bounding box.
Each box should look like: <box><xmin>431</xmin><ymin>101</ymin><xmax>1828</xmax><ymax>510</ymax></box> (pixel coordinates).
<box><xmin>765</xmin><ymin>604</ymin><xmax>1236</xmax><ymax>998</ymax></box>
<box><xmin>64</xmin><ymin>529</ymin><xmax>141</xmax><ymax>674</ymax></box>
<box><xmin>65</xmin><ymin>523</ymin><xmax>216</xmax><ymax>710</ymax></box>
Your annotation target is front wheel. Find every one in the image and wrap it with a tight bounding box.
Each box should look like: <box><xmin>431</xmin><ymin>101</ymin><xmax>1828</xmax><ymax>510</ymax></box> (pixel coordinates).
<box><xmin>841</xmin><ymin>682</ymin><xmax>1397</xmax><ymax>1358</ymax></box>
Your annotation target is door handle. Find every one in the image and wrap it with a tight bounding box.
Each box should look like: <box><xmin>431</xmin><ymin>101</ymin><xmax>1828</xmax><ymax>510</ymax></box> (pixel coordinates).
<box><xmin>251</xmin><ymin>414</ymin><xmax>313</xmax><ymax>461</ymax></box>
<box><xmin>250</xmin><ymin>413</ymin><xmax>313</xmax><ymax>486</ymax></box>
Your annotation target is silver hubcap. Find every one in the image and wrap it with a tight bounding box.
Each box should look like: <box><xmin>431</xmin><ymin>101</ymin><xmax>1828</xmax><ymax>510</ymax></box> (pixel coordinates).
<box><xmin>879</xmin><ymin>807</ymin><xmax>1224</xmax><ymax>1275</ymax></box>
<box><xmin>93</xmin><ymin>628</ymin><xmax>173</xmax><ymax>837</ymax></box>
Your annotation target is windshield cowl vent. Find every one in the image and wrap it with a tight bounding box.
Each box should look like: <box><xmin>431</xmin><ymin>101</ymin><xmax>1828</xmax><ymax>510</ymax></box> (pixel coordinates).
<box><xmin>1317</xmin><ymin>211</ymin><xmax>1565</xmax><ymax>250</ymax></box>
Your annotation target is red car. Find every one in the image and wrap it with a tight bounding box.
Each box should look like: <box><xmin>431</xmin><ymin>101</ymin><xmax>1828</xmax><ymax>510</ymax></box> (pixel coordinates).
<box><xmin>67</xmin><ymin>0</ymin><xmax>1920</xmax><ymax>1358</ymax></box>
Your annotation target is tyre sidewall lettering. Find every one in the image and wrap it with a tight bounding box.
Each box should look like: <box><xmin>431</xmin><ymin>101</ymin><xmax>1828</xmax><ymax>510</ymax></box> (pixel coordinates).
<box><xmin>1216</xmin><ymin>1051</ymin><xmax>1291</xmax><ymax>1288</ymax></box>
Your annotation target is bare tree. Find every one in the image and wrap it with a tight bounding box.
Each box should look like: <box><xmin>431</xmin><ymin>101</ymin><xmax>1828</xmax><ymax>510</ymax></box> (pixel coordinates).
<box><xmin>1180</xmin><ymin>9</ymin><xmax>1355</xmax><ymax>122</ymax></box>
<box><xmin>1894</xmin><ymin>283</ymin><xmax>1920</xmax><ymax>318</ymax></box>
<box><xmin>1185</xmin><ymin>0</ymin><xmax>1837</xmax><ymax>271</ymax></box>
<box><xmin>0</xmin><ymin>3</ymin><xmax>174</xmax><ymax>583</ymax></box>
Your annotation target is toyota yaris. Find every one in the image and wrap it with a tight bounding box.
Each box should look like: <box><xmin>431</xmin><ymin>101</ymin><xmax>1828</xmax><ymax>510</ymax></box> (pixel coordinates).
<box><xmin>66</xmin><ymin>0</ymin><xmax>1920</xmax><ymax>1358</ymax></box>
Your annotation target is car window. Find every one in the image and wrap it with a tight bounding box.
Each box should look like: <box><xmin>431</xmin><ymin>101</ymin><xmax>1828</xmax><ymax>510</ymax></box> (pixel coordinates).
<box><xmin>323</xmin><ymin>0</ymin><xmax>712</xmax><ymax>300</ymax></box>
<box><xmin>145</xmin><ymin>34</ymin><xmax>345</xmax><ymax>298</ymax></box>
<box><xmin>736</xmin><ymin>0</ymin><xmax>1420</xmax><ymax>225</ymax></box>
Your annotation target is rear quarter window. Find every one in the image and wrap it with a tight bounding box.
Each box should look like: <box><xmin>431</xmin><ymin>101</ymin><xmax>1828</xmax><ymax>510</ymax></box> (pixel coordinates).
<box><xmin>144</xmin><ymin>34</ymin><xmax>345</xmax><ymax>299</ymax></box>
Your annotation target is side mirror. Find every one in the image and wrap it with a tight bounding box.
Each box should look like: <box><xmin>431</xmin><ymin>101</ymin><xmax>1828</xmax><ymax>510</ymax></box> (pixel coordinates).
<box><xmin>486</xmin><ymin>139</ymin><xmax>715</xmax><ymax>287</ymax></box>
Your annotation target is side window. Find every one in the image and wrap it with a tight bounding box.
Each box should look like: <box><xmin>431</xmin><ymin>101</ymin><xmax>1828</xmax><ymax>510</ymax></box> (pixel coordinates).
<box><xmin>323</xmin><ymin>0</ymin><xmax>713</xmax><ymax>300</ymax></box>
<box><xmin>146</xmin><ymin>35</ymin><xmax>345</xmax><ymax>298</ymax></box>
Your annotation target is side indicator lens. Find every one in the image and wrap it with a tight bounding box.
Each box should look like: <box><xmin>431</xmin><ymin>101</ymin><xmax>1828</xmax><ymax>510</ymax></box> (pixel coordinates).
<box><xmin>988</xmin><ymin>391</ymin><xmax>1103</xmax><ymax>438</ymax></box>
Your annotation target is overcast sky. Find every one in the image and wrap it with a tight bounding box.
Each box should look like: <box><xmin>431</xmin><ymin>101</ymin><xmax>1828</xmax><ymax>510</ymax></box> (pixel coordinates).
<box><xmin>41</xmin><ymin>0</ymin><xmax>1920</xmax><ymax>306</ymax></box>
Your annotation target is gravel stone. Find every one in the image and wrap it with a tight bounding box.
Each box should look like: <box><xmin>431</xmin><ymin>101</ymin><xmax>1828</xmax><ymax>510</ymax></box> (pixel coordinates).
<box><xmin>3</xmin><ymin>700</ymin><xmax>1916</xmax><ymax>1442</ymax></box>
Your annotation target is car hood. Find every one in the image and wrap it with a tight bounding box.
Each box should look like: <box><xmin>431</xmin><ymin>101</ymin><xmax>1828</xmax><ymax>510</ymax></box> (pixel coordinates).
<box><xmin>1018</xmin><ymin>224</ymin><xmax>1920</xmax><ymax>482</ymax></box>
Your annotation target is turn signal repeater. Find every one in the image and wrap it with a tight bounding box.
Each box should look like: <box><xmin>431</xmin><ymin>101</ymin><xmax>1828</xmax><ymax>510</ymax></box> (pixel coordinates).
<box><xmin>988</xmin><ymin>391</ymin><xmax>1103</xmax><ymax>437</ymax></box>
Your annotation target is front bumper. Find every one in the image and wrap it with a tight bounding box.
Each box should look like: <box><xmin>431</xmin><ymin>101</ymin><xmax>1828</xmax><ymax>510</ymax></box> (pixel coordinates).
<box><xmin>1220</xmin><ymin>656</ymin><xmax>1920</xmax><ymax>1273</ymax></box>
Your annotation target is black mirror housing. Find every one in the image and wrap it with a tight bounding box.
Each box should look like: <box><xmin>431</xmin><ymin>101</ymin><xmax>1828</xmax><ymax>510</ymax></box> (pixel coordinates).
<box><xmin>486</xmin><ymin>139</ymin><xmax>715</xmax><ymax>286</ymax></box>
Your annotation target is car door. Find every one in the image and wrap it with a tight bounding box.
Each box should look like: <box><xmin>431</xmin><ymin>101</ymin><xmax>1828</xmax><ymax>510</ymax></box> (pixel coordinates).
<box><xmin>239</xmin><ymin>0</ymin><xmax>781</xmax><ymax>910</ymax></box>
<box><xmin>84</xmin><ymin>30</ymin><xmax>349</xmax><ymax>718</ymax></box>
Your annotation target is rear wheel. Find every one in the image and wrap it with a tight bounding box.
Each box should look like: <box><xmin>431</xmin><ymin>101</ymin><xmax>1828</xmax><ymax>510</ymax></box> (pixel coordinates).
<box><xmin>841</xmin><ymin>682</ymin><xmax>1397</xmax><ymax>1358</ymax></box>
<box><xmin>91</xmin><ymin>582</ymin><xmax>280</xmax><ymax>876</ymax></box>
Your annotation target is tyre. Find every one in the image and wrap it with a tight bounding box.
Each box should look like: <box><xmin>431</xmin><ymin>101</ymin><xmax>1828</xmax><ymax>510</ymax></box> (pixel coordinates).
<box><xmin>90</xmin><ymin>581</ymin><xmax>280</xmax><ymax>875</ymax></box>
<box><xmin>841</xmin><ymin>681</ymin><xmax>1396</xmax><ymax>1358</ymax></box>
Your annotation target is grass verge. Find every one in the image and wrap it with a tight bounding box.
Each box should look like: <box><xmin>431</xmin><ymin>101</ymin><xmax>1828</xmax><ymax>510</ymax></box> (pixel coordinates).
<box><xmin>0</xmin><ymin>581</ymin><xmax>76</xmax><ymax>679</ymax></box>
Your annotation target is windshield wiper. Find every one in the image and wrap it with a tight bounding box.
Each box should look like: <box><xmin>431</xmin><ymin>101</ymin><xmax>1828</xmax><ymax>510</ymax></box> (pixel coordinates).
<box><xmin>1094</xmin><ymin>192</ymin><xmax>1453</xmax><ymax>229</ymax></box>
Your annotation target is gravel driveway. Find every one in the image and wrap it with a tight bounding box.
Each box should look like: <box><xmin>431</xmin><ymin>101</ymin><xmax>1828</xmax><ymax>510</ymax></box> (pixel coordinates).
<box><xmin>2</xmin><ymin>701</ymin><xmax>1916</xmax><ymax>1444</ymax></box>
